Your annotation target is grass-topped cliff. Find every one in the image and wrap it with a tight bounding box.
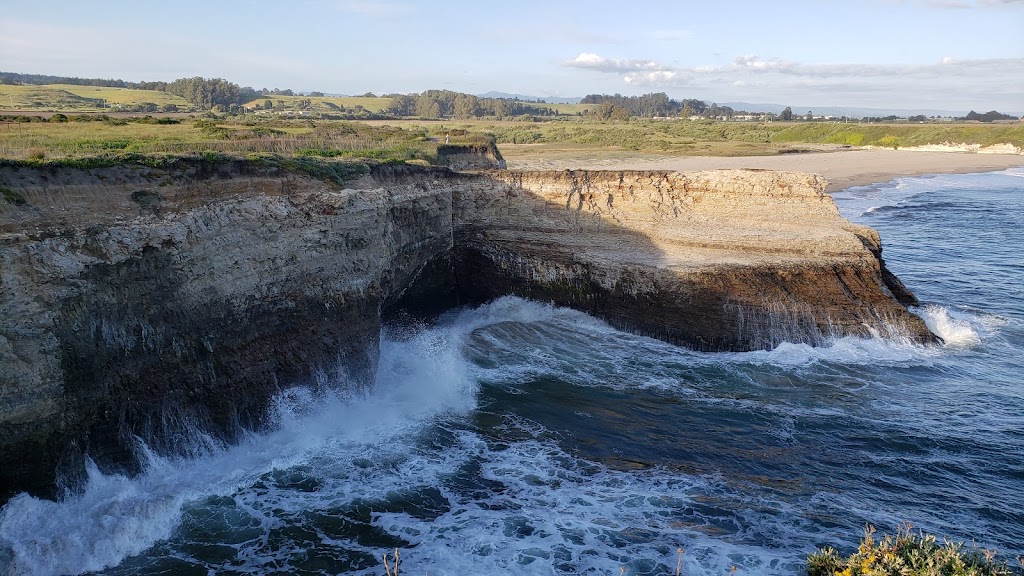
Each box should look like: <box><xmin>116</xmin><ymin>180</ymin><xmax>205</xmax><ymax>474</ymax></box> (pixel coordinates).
<box><xmin>0</xmin><ymin>115</ymin><xmax>502</xmax><ymax>170</ymax></box>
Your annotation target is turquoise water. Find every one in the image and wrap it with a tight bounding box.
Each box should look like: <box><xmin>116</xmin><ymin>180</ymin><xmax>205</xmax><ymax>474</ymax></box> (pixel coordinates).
<box><xmin>1</xmin><ymin>168</ymin><xmax>1022</xmax><ymax>575</ymax></box>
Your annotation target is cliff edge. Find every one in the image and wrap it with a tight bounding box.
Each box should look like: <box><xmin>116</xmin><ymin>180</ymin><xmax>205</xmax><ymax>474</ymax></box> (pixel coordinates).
<box><xmin>0</xmin><ymin>160</ymin><xmax>934</xmax><ymax>499</ymax></box>
<box><xmin>446</xmin><ymin>169</ymin><xmax>930</xmax><ymax>350</ymax></box>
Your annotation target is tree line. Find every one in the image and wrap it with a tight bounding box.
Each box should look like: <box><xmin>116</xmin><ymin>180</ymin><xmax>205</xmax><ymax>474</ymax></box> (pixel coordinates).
<box><xmin>960</xmin><ymin>110</ymin><xmax>1018</xmax><ymax>122</ymax></box>
<box><xmin>0</xmin><ymin>72</ymin><xmax>269</xmax><ymax>111</ymax></box>
<box><xmin>383</xmin><ymin>90</ymin><xmax>559</xmax><ymax>119</ymax></box>
<box><xmin>579</xmin><ymin>93</ymin><xmax>738</xmax><ymax>119</ymax></box>
<box><xmin>0</xmin><ymin>71</ymin><xmax>139</xmax><ymax>87</ymax></box>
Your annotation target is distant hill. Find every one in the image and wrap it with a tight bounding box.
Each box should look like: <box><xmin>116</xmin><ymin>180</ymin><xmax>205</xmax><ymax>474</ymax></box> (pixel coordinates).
<box><xmin>719</xmin><ymin>102</ymin><xmax>1022</xmax><ymax>119</ymax></box>
<box><xmin>478</xmin><ymin>91</ymin><xmax>581</xmax><ymax>104</ymax></box>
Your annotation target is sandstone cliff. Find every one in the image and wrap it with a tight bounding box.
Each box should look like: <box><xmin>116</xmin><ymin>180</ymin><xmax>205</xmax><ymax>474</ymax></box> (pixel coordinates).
<box><xmin>447</xmin><ymin>169</ymin><xmax>930</xmax><ymax>350</ymax></box>
<box><xmin>0</xmin><ymin>160</ymin><xmax>459</xmax><ymax>498</ymax></box>
<box><xmin>0</xmin><ymin>160</ymin><xmax>933</xmax><ymax>499</ymax></box>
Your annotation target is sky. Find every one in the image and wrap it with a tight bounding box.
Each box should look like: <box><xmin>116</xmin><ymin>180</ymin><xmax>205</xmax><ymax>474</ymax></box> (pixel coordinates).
<box><xmin>2</xmin><ymin>0</ymin><xmax>1023</xmax><ymax>112</ymax></box>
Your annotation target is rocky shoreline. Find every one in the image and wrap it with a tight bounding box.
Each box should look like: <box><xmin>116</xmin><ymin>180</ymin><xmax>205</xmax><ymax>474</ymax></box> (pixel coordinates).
<box><xmin>0</xmin><ymin>159</ymin><xmax>935</xmax><ymax>500</ymax></box>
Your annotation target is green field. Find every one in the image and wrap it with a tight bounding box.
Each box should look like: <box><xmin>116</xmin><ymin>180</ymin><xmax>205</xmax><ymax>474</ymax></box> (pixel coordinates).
<box><xmin>48</xmin><ymin>84</ymin><xmax>191</xmax><ymax>107</ymax></box>
<box><xmin>773</xmin><ymin>122</ymin><xmax>1024</xmax><ymax>148</ymax></box>
<box><xmin>243</xmin><ymin>95</ymin><xmax>394</xmax><ymax>113</ymax></box>
<box><xmin>0</xmin><ymin>84</ymin><xmax>192</xmax><ymax>111</ymax></box>
<box><xmin>527</xmin><ymin>102</ymin><xmax>593</xmax><ymax>115</ymax></box>
<box><xmin>240</xmin><ymin>96</ymin><xmax>594</xmax><ymax>116</ymax></box>
<box><xmin>0</xmin><ymin>116</ymin><xmax>501</xmax><ymax>169</ymax></box>
<box><xmin>368</xmin><ymin>118</ymin><xmax>1024</xmax><ymax>154</ymax></box>
<box><xmin>1</xmin><ymin>112</ymin><xmax>1019</xmax><ymax>167</ymax></box>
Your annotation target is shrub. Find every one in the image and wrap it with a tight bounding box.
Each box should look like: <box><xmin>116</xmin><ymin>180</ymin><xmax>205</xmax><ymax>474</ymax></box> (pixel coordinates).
<box><xmin>806</xmin><ymin>525</ymin><xmax>1017</xmax><ymax>576</ymax></box>
<box><xmin>1</xmin><ymin>186</ymin><xmax>27</xmax><ymax>206</ymax></box>
<box><xmin>876</xmin><ymin>135</ymin><xmax>903</xmax><ymax>149</ymax></box>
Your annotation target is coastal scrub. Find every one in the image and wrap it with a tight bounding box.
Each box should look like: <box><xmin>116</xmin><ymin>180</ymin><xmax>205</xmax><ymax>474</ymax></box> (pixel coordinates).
<box><xmin>806</xmin><ymin>525</ymin><xmax>1019</xmax><ymax>576</ymax></box>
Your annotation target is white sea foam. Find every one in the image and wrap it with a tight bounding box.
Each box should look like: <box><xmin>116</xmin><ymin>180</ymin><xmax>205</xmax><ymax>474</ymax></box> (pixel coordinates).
<box><xmin>914</xmin><ymin>304</ymin><xmax>994</xmax><ymax>348</ymax></box>
<box><xmin>833</xmin><ymin>168</ymin><xmax>1024</xmax><ymax>218</ymax></box>
<box><xmin>369</xmin><ymin>428</ymin><xmax>813</xmax><ymax>576</ymax></box>
<box><xmin>0</xmin><ymin>296</ymin><xmax>1000</xmax><ymax>576</ymax></box>
<box><xmin>0</xmin><ymin>316</ymin><xmax>479</xmax><ymax>576</ymax></box>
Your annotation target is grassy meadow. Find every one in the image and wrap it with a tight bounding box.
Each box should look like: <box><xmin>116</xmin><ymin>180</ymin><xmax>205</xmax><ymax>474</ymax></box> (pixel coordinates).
<box><xmin>773</xmin><ymin>122</ymin><xmax>1024</xmax><ymax>148</ymax></box>
<box><xmin>1</xmin><ymin>109</ymin><xmax>1020</xmax><ymax>171</ymax></box>
<box><xmin>238</xmin><ymin>96</ymin><xmax>595</xmax><ymax>116</ymax></box>
<box><xmin>0</xmin><ymin>84</ymin><xmax>192</xmax><ymax>111</ymax></box>
<box><xmin>242</xmin><ymin>95</ymin><xmax>394</xmax><ymax>113</ymax></box>
<box><xmin>360</xmin><ymin>118</ymin><xmax>1024</xmax><ymax>160</ymax></box>
<box><xmin>0</xmin><ymin>116</ymin><xmax>500</xmax><ymax>169</ymax></box>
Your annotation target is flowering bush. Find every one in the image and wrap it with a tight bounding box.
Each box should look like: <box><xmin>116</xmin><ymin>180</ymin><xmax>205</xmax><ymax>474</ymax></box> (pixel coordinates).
<box><xmin>807</xmin><ymin>524</ymin><xmax>1019</xmax><ymax>576</ymax></box>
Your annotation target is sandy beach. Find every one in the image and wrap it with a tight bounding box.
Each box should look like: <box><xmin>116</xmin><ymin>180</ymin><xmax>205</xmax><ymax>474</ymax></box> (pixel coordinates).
<box><xmin>504</xmin><ymin>148</ymin><xmax>1024</xmax><ymax>192</ymax></box>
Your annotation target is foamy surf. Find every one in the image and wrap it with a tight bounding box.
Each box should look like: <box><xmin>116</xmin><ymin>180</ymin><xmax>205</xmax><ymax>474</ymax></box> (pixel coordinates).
<box><xmin>0</xmin><ymin>318</ymin><xmax>479</xmax><ymax>576</ymax></box>
<box><xmin>3</xmin><ymin>193</ymin><xmax>1022</xmax><ymax>576</ymax></box>
<box><xmin>914</xmin><ymin>304</ymin><xmax>995</xmax><ymax>347</ymax></box>
<box><xmin>0</xmin><ymin>297</ymin><xmax>958</xmax><ymax>576</ymax></box>
<box><xmin>832</xmin><ymin>167</ymin><xmax>1024</xmax><ymax>219</ymax></box>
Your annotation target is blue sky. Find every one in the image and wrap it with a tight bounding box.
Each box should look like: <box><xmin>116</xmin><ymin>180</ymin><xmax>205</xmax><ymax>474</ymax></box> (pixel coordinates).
<box><xmin>2</xmin><ymin>0</ymin><xmax>1022</xmax><ymax>110</ymax></box>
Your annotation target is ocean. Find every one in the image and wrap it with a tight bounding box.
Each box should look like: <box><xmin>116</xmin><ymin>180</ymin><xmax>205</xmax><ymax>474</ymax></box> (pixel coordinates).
<box><xmin>1</xmin><ymin>168</ymin><xmax>1022</xmax><ymax>575</ymax></box>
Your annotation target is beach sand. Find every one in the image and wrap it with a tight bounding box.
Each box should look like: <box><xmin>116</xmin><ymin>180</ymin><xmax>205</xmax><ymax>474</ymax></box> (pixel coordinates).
<box><xmin>503</xmin><ymin>148</ymin><xmax>1024</xmax><ymax>192</ymax></box>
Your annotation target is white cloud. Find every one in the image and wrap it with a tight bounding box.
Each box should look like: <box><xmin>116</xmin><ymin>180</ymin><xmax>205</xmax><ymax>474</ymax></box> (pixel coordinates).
<box><xmin>628</xmin><ymin>53</ymin><xmax>1024</xmax><ymax>80</ymax></box>
<box><xmin>562</xmin><ymin>51</ymin><xmax>1024</xmax><ymax>111</ymax></box>
<box><xmin>624</xmin><ymin>70</ymin><xmax>690</xmax><ymax>87</ymax></box>
<box><xmin>565</xmin><ymin>53</ymin><xmax>671</xmax><ymax>74</ymax></box>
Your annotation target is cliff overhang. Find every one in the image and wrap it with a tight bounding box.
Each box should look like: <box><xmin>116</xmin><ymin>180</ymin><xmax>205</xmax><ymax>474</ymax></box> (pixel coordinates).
<box><xmin>0</xmin><ymin>159</ymin><xmax>935</xmax><ymax>500</ymax></box>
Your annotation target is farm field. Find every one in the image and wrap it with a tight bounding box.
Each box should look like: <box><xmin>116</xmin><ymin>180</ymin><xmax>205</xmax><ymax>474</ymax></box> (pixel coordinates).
<box><xmin>242</xmin><ymin>95</ymin><xmax>394</xmax><ymax>113</ymax></box>
<box><xmin>0</xmin><ymin>116</ymin><xmax>498</xmax><ymax>168</ymax></box>
<box><xmin>0</xmin><ymin>84</ymin><xmax>192</xmax><ymax>111</ymax></box>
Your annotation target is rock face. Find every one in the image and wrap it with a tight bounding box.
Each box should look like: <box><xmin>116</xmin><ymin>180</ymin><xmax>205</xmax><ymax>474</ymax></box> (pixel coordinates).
<box><xmin>0</xmin><ymin>161</ymin><xmax>933</xmax><ymax>499</ymax></box>
<box><xmin>0</xmin><ymin>161</ymin><xmax>458</xmax><ymax>499</ymax></box>
<box><xmin>447</xmin><ymin>169</ymin><xmax>932</xmax><ymax>351</ymax></box>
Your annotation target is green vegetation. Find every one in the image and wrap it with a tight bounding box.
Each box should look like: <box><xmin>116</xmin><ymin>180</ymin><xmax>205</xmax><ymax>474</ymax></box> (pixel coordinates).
<box><xmin>806</xmin><ymin>525</ymin><xmax>1020</xmax><ymax>576</ymax></box>
<box><xmin>580</xmin><ymin>92</ymin><xmax>726</xmax><ymax>118</ymax></box>
<box><xmin>4</xmin><ymin>111</ymin><xmax>1016</xmax><ymax>169</ymax></box>
<box><xmin>0</xmin><ymin>115</ymin><xmax>501</xmax><ymax>175</ymax></box>
<box><xmin>1</xmin><ymin>185</ymin><xmax>27</xmax><ymax>205</ymax></box>
<box><xmin>0</xmin><ymin>83</ymin><xmax>191</xmax><ymax>112</ymax></box>
<box><xmin>382</xmin><ymin>90</ymin><xmax>567</xmax><ymax>120</ymax></box>
<box><xmin>963</xmin><ymin>110</ymin><xmax>1017</xmax><ymax>122</ymax></box>
<box><xmin>49</xmin><ymin>84</ymin><xmax>190</xmax><ymax>109</ymax></box>
<box><xmin>243</xmin><ymin>94</ymin><xmax>393</xmax><ymax>114</ymax></box>
<box><xmin>0</xmin><ymin>152</ymin><xmax>371</xmax><ymax>187</ymax></box>
<box><xmin>467</xmin><ymin>118</ymin><xmax>1023</xmax><ymax>155</ymax></box>
<box><xmin>772</xmin><ymin>123</ymin><xmax>1024</xmax><ymax>148</ymax></box>
<box><xmin>0</xmin><ymin>84</ymin><xmax>105</xmax><ymax>110</ymax></box>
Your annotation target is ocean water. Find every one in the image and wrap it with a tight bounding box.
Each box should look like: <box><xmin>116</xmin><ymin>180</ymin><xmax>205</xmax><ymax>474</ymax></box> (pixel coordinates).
<box><xmin>1</xmin><ymin>168</ymin><xmax>1022</xmax><ymax>576</ymax></box>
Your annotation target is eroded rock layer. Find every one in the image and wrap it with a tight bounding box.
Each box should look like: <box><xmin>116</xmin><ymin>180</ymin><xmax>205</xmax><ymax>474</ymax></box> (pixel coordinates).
<box><xmin>0</xmin><ymin>162</ymin><xmax>933</xmax><ymax>499</ymax></box>
<box><xmin>0</xmin><ymin>161</ymin><xmax>457</xmax><ymax>498</ymax></box>
<box><xmin>449</xmin><ymin>169</ymin><xmax>931</xmax><ymax>350</ymax></box>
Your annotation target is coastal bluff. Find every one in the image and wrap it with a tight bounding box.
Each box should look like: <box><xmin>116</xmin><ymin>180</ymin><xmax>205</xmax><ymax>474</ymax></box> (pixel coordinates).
<box><xmin>0</xmin><ymin>160</ymin><xmax>934</xmax><ymax>499</ymax></box>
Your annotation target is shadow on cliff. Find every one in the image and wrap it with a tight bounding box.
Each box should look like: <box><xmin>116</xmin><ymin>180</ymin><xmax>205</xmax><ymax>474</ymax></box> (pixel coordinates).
<box><xmin>0</xmin><ymin>161</ymin><xmax>932</xmax><ymax>501</ymax></box>
<box><xmin>389</xmin><ymin>167</ymin><xmax>933</xmax><ymax>353</ymax></box>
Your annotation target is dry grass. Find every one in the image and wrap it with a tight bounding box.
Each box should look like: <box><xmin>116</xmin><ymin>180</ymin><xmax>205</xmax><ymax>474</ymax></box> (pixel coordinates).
<box><xmin>0</xmin><ymin>84</ymin><xmax>190</xmax><ymax>111</ymax></box>
<box><xmin>0</xmin><ymin>116</ymin><xmax>500</xmax><ymax>172</ymax></box>
<box><xmin>243</xmin><ymin>95</ymin><xmax>394</xmax><ymax>113</ymax></box>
